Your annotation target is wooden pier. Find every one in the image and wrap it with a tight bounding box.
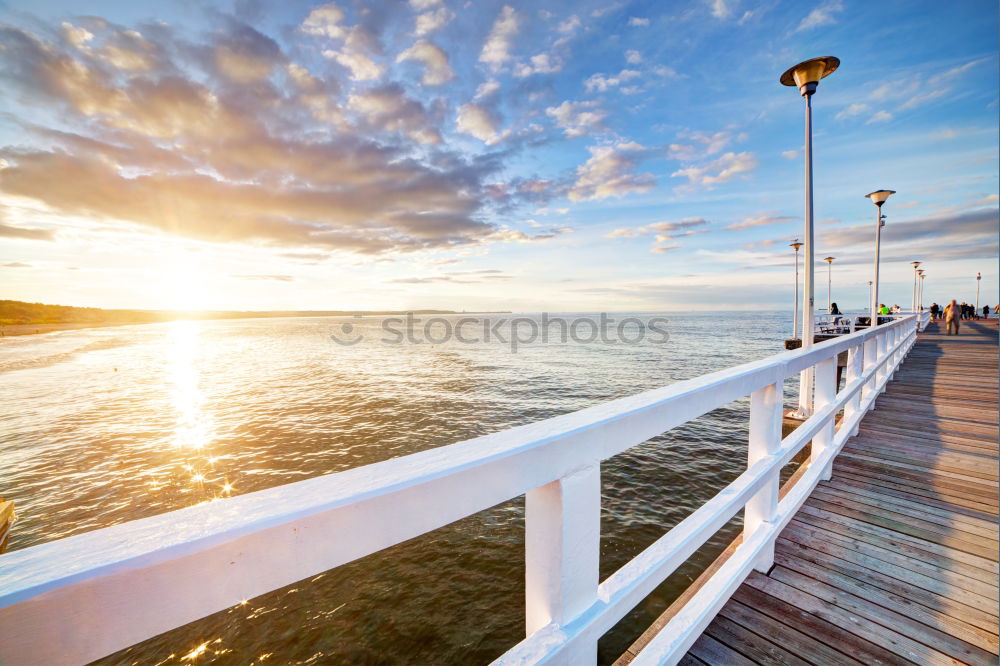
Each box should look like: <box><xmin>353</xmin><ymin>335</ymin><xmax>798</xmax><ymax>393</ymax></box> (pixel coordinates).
<box><xmin>630</xmin><ymin>318</ymin><xmax>999</xmax><ymax>665</ymax></box>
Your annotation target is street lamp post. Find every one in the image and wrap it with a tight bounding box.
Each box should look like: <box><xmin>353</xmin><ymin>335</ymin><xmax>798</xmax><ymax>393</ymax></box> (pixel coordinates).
<box><xmin>977</xmin><ymin>272</ymin><xmax>982</xmax><ymax>314</ymax></box>
<box><xmin>911</xmin><ymin>261</ymin><xmax>921</xmax><ymax>312</ymax></box>
<box><xmin>791</xmin><ymin>240</ymin><xmax>803</xmax><ymax>338</ymax></box>
<box><xmin>918</xmin><ymin>271</ymin><xmax>926</xmax><ymax>310</ymax></box>
<box><xmin>781</xmin><ymin>56</ymin><xmax>839</xmax><ymax>418</ymax></box>
<box><xmin>868</xmin><ymin>280</ymin><xmax>873</xmax><ymax>310</ymax></box>
<box><xmin>824</xmin><ymin>256</ymin><xmax>835</xmax><ymax>314</ymax></box>
<box><xmin>866</xmin><ymin>189</ymin><xmax>895</xmax><ymax>325</ymax></box>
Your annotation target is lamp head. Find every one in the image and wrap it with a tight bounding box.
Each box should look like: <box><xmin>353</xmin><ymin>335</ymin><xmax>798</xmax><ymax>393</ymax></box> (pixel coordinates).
<box><xmin>866</xmin><ymin>189</ymin><xmax>895</xmax><ymax>206</ymax></box>
<box><xmin>780</xmin><ymin>56</ymin><xmax>840</xmax><ymax>96</ymax></box>
<box><xmin>824</xmin><ymin>256</ymin><xmax>835</xmax><ymax>263</ymax></box>
<box><xmin>790</xmin><ymin>241</ymin><xmax>803</xmax><ymax>251</ymax></box>
<box><xmin>911</xmin><ymin>261</ymin><xmax>921</xmax><ymax>268</ymax></box>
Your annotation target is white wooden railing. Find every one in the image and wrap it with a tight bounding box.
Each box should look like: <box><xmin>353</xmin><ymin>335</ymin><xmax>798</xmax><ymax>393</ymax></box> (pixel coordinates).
<box><xmin>0</xmin><ymin>315</ymin><xmax>925</xmax><ymax>665</ymax></box>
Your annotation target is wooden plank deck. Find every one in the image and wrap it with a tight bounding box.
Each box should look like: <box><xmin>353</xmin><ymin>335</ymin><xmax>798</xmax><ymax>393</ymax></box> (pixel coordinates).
<box><xmin>628</xmin><ymin>318</ymin><xmax>999</xmax><ymax>666</ymax></box>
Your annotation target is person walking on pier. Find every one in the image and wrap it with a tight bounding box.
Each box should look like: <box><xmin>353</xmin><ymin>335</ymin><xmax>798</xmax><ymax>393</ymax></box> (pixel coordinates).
<box><xmin>945</xmin><ymin>299</ymin><xmax>961</xmax><ymax>335</ymax></box>
<box><xmin>930</xmin><ymin>302</ymin><xmax>940</xmax><ymax>321</ymax></box>
<box><xmin>984</xmin><ymin>305</ymin><xmax>990</xmax><ymax>319</ymax></box>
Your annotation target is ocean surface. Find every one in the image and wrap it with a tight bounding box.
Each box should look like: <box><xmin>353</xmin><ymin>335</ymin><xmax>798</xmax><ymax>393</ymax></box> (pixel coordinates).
<box><xmin>1</xmin><ymin>312</ymin><xmax>802</xmax><ymax>665</ymax></box>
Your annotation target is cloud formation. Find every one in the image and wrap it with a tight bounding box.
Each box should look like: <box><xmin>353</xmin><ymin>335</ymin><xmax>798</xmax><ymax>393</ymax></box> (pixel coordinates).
<box><xmin>0</xmin><ymin>21</ymin><xmax>506</xmax><ymax>255</ymax></box>
<box><xmin>568</xmin><ymin>142</ymin><xmax>654</xmax><ymax>201</ymax></box>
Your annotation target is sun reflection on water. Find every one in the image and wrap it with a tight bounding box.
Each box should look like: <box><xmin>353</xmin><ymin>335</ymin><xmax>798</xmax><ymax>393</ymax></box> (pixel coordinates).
<box><xmin>164</xmin><ymin>319</ymin><xmax>233</xmax><ymax>503</ymax></box>
<box><xmin>167</xmin><ymin>320</ymin><xmax>215</xmax><ymax>451</ymax></box>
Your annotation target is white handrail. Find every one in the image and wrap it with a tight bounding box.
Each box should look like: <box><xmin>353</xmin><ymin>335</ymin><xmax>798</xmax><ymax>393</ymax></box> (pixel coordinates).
<box><xmin>0</xmin><ymin>316</ymin><xmax>921</xmax><ymax>666</ymax></box>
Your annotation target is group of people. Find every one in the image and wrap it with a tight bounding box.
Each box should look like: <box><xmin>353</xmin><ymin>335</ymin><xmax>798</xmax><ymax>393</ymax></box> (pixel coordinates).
<box><xmin>928</xmin><ymin>300</ymin><xmax>998</xmax><ymax>335</ymax></box>
<box><xmin>929</xmin><ymin>301</ymin><xmax>996</xmax><ymax>325</ymax></box>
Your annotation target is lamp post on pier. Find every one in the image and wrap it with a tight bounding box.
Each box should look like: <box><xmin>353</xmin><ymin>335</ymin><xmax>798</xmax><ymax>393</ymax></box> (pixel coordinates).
<box><xmin>918</xmin><ymin>270</ymin><xmax>925</xmax><ymax>310</ymax></box>
<box><xmin>911</xmin><ymin>261</ymin><xmax>921</xmax><ymax>312</ymax></box>
<box><xmin>868</xmin><ymin>281</ymin><xmax>873</xmax><ymax>311</ymax></box>
<box><xmin>976</xmin><ymin>272</ymin><xmax>981</xmax><ymax>314</ymax></box>
<box><xmin>866</xmin><ymin>189</ymin><xmax>895</xmax><ymax>325</ymax></box>
<box><xmin>791</xmin><ymin>240</ymin><xmax>803</xmax><ymax>338</ymax></box>
<box><xmin>781</xmin><ymin>56</ymin><xmax>839</xmax><ymax>418</ymax></box>
<box><xmin>824</xmin><ymin>256</ymin><xmax>835</xmax><ymax>314</ymax></box>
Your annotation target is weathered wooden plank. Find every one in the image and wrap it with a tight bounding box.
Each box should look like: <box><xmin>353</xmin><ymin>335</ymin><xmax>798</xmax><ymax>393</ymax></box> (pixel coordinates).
<box><xmin>815</xmin><ymin>484</ymin><xmax>999</xmax><ymax>538</ymax></box>
<box><xmin>717</xmin><ymin>599</ymin><xmax>865</xmax><ymax>666</ymax></box>
<box><xmin>768</xmin><ymin>565</ymin><xmax>997</xmax><ymax>666</ymax></box>
<box><xmin>704</xmin><ymin>613</ymin><xmax>812</xmax><ymax>666</ymax></box>
<box><xmin>787</xmin><ymin>515</ymin><xmax>1000</xmax><ymax>588</ymax></box>
<box><xmin>804</xmin><ymin>497</ymin><xmax>999</xmax><ymax>561</ymax></box>
<box><xmin>809</xmin><ymin>487</ymin><xmax>999</xmax><ymax>545</ymax></box>
<box><xmin>832</xmin><ymin>468</ymin><xmax>999</xmax><ymax>516</ymax></box>
<box><xmin>796</xmin><ymin>503</ymin><xmax>1000</xmax><ymax>572</ymax></box>
<box><xmin>731</xmin><ymin>585</ymin><xmax>911</xmax><ymax>666</ymax></box>
<box><xmin>823</xmin><ymin>476</ymin><xmax>999</xmax><ymax>526</ymax></box>
<box><xmin>744</xmin><ymin>572</ymin><xmax>961</xmax><ymax>666</ymax></box>
<box><xmin>775</xmin><ymin>539</ymin><xmax>999</xmax><ymax>652</ymax></box>
<box><xmin>688</xmin><ymin>632</ymin><xmax>756</xmax><ymax>665</ymax></box>
<box><xmin>781</xmin><ymin>523</ymin><xmax>1000</xmax><ymax>618</ymax></box>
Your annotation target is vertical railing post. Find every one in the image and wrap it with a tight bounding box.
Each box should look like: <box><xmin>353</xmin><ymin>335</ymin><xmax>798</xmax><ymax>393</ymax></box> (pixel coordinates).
<box><xmin>811</xmin><ymin>357</ymin><xmax>837</xmax><ymax>480</ymax></box>
<box><xmin>863</xmin><ymin>334</ymin><xmax>878</xmax><ymax>411</ymax></box>
<box><xmin>525</xmin><ymin>464</ymin><xmax>601</xmax><ymax>664</ymax></box>
<box><xmin>875</xmin><ymin>328</ymin><xmax>888</xmax><ymax>391</ymax></box>
<box><xmin>845</xmin><ymin>342</ymin><xmax>864</xmax><ymax>436</ymax></box>
<box><xmin>744</xmin><ymin>381</ymin><xmax>783</xmax><ymax>573</ymax></box>
<box><xmin>889</xmin><ymin>326</ymin><xmax>899</xmax><ymax>377</ymax></box>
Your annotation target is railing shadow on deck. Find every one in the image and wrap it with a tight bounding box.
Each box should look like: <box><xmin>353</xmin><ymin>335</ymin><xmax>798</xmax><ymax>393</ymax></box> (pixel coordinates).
<box><xmin>0</xmin><ymin>315</ymin><xmax>928</xmax><ymax>666</ymax></box>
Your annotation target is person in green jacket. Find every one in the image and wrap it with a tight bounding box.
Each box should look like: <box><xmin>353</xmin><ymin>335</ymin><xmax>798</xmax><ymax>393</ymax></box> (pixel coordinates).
<box><xmin>878</xmin><ymin>303</ymin><xmax>890</xmax><ymax>315</ymax></box>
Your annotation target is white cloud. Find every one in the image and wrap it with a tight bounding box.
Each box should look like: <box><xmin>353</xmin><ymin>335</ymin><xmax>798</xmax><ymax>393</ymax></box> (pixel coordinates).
<box><xmin>475</xmin><ymin>79</ymin><xmax>501</xmax><ymax>99</ymax></box>
<box><xmin>396</xmin><ymin>40</ymin><xmax>454</xmax><ymax>85</ymax></box>
<box><xmin>415</xmin><ymin>7</ymin><xmax>454</xmax><ymax>36</ymax></box>
<box><xmin>726</xmin><ymin>212</ymin><xmax>795</xmax><ymax>230</ymax></box>
<box><xmin>348</xmin><ymin>85</ymin><xmax>441</xmax><ymax>144</ymax></box>
<box><xmin>558</xmin><ymin>15</ymin><xmax>581</xmax><ymax>34</ymax></box>
<box><xmin>652</xmin><ymin>64</ymin><xmax>681</xmax><ymax>79</ymax></box>
<box><xmin>671</xmin><ymin>151</ymin><xmax>758</xmax><ymax>188</ymax></box>
<box><xmin>781</xmin><ymin>150</ymin><xmax>798</xmax><ymax>160</ymax></box>
<box><xmin>301</xmin><ymin>3</ymin><xmax>347</xmax><ymax>39</ymax></box>
<box><xmin>625</xmin><ymin>49</ymin><xmax>642</xmax><ymax>64</ymax></box>
<box><xmin>545</xmin><ymin>100</ymin><xmax>607</xmax><ymax>138</ymax></box>
<box><xmin>456</xmin><ymin>102</ymin><xmax>505</xmax><ymax>144</ymax></box>
<box><xmin>325</xmin><ymin>48</ymin><xmax>382</xmax><ymax>80</ymax></box>
<box><xmin>866</xmin><ymin>110</ymin><xmax>892</xmax><ymax>124</ymax></box>
<box><xmin>796</xmin><ymin>0</ymin><xmax>844</xmax><ymax>32</ymax></box>
<box><xmin>708</xmin><ymin>0</ymin><xmax>734</xmax><ymax>19</ymax></box>
<box><xmin>606</xmin><ymin>217</ymin><xmax>707</xmax><ymax>239</ymax></box>
<box><xmin>651</xmin><ymin>243</ymin><xmax>679</xmax><ymax>254</ymax></box>
<box><xmin>835</xmin><ymin>102</ymin><xmax>870</xmax><ymax>121</ymax></box>
<box><xmin>409</xmin><ymin>0</ymin><xmax>441</xmax><ymax>9</ymax></box>
<box><xmin>568</xmin><ymin>142</ymin><xmax>654</xmax><ymax>201</ymax></box>
<box><xmin>480</xmin><ymin>5</ymin><xmax>519</xmax><ymax>71</ymax></box>
<box><xmin>628</xmin><ymin>17</ymin><xmax>650</xmax><ymax>27</ymax></box>
<box><xmin>585</xmin><ymin>68</ymin><xmax>641</xmax><ymax>92</ymax></box>
<box><xmin>61</xmin><ymin>22</ymin><xmax>94</xmax><ymax>49</ymax></box>
<box><xmin>667</xmin><ymin>130</ymin><xmax>733</xmax><ymax>160</ymax></box>
<box><xmin>514</xmin><ymin>52</ymin><xmax>563</xmax><ymax>77</ymax></box>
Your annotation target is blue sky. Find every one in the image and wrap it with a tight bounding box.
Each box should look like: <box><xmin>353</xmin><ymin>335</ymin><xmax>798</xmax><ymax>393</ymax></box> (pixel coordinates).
<box><xmin>0</xmin><ymin>0</ymin><xmax>996</xmax><ymax>312</ymax></box>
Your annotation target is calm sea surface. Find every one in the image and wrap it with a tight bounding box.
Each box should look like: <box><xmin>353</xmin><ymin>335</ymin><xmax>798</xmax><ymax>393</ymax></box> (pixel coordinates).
<box><xmin>1</xmin><ymin>312</ymin><xmax>800</xmax><ymax>665</ymax></box>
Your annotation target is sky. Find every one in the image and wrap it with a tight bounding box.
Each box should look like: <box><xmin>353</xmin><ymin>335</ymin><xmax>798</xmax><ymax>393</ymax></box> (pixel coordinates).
<box><xmin>0</xmin><ymin>0</ymin><xmax>996</xmax><ymax>312</ymax></box>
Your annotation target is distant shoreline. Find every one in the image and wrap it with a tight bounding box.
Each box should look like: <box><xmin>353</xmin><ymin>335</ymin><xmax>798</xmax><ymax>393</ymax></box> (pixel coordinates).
<box><xmin>0</xmin><ymin>321</ymin><xmax>147</xmax><ymax>337</ymax></box>
<box><xmin>0</xmin><ymin>312</ymin><xmax>514</xmax><ymax>338</ymax></box>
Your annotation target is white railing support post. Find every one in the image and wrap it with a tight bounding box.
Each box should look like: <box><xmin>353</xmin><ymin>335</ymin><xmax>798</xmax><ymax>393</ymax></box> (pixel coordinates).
<box><xmin>744</xmin><ymin>382</ymin><xmax>783</xmax><ymax>573</ymax></box>
<box><xmin>811</xmin><ymin>358</ymin><xmax>837</xmax><ymax>480</ymax></box>
<box><xmin>862</xmin><ymin>336</ymin><xmax>878</xmax><ymax>410</ymax></box>
<box><xmin>525</xmin><ymin>464</ymin><xmax>601</xmax><ymax>664</ymax></box>
<box><xmin>845</xmin><ymin>343</ymin><xmax>863</xmax><ymax>436</ymax></box>
<box><xmin>875</xmin><ymin>330</ymin><xmax>888</xmax><ymax>392</ymax></box>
